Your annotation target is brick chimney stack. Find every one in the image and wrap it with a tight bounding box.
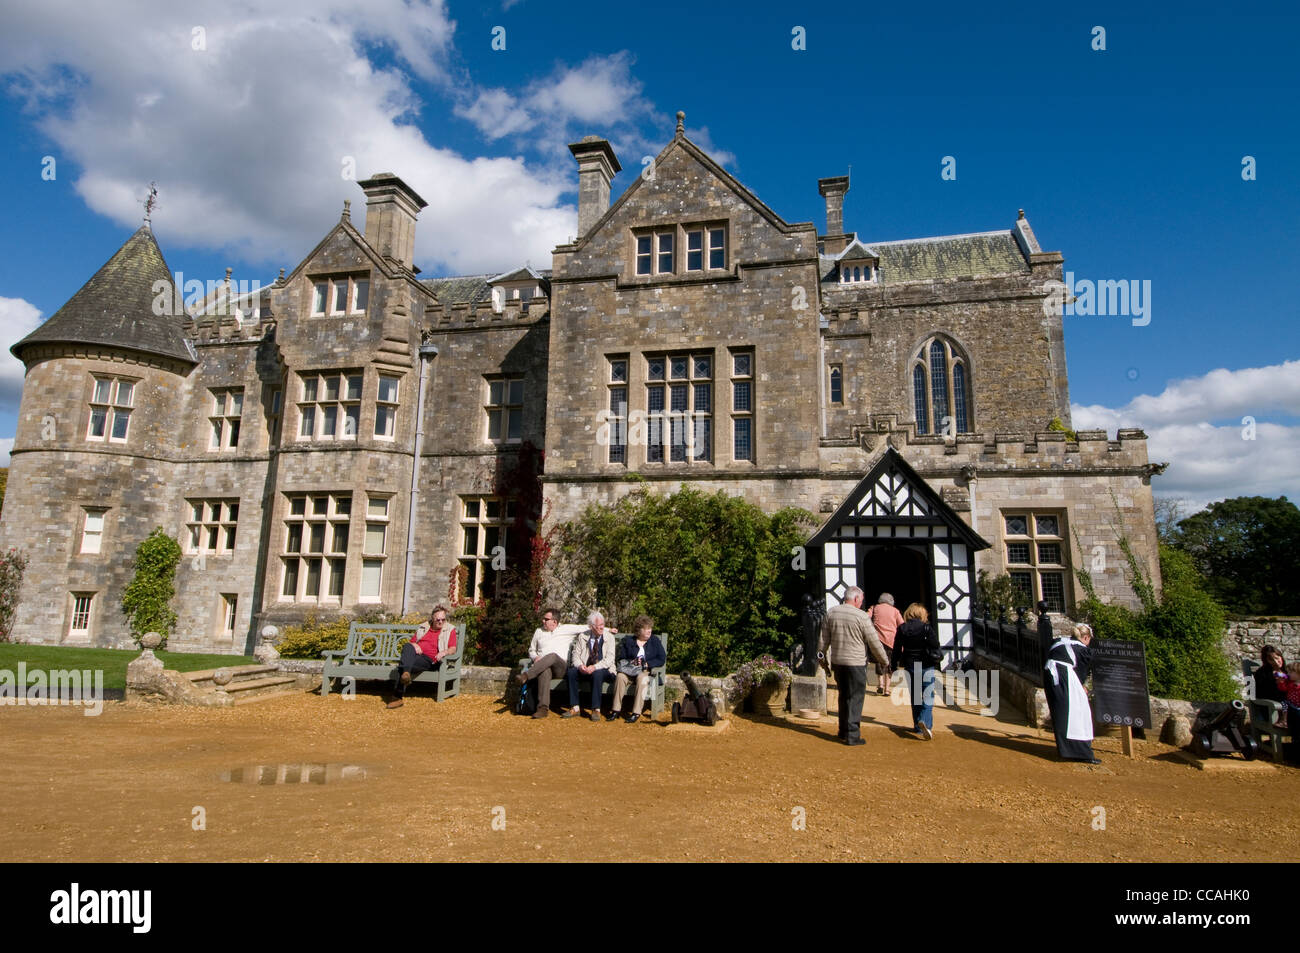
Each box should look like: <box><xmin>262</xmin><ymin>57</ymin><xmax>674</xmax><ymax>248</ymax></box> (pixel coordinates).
<box><xmin>818</xmin><ymin>175</ymin><xmax>850</xmax><ymax>255</ymax></box>
<box><xmin>357</xmin><ymin>173</ymin><xmax>428</xmax><ymax>270</ymax></box>
<box><xmin>568</xmin><ymin>137</ymin><xmax>622</xmax><ymax>237</ymax></box>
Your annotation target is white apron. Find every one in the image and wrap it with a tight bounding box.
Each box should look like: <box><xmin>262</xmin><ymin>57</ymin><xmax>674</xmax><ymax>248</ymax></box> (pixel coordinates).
<box><xmin>1045</xmin><ymin>639</ymin><xmax>1094</xmax><ymax>742</ymax></box>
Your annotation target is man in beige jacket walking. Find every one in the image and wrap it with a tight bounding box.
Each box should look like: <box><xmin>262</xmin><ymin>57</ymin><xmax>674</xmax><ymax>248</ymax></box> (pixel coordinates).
<box><xmin>819</xmin><ymin>586</ymin><xmax>890</xmax><ymax>745</ymax></box>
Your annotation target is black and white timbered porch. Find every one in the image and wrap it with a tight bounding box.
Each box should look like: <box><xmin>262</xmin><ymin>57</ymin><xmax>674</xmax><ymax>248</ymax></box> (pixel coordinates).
<box><xmin>806</xmin><ymin>447</ymin><xmax>991</xmax><ymax>667</ymax></box>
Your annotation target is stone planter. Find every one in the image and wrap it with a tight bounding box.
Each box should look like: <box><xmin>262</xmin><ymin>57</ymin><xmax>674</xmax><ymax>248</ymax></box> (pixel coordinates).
<box><xmin>752</xmin><ymin>680</ymin><xmax>789</xmax><ymax>717</ymax></box>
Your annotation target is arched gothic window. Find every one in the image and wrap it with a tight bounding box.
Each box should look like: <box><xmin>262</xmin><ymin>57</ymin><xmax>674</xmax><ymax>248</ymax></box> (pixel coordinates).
<box><xmin>912</xmin><ymin>336</ymin><xmax>971</xmax><ymax>435</ymax></box>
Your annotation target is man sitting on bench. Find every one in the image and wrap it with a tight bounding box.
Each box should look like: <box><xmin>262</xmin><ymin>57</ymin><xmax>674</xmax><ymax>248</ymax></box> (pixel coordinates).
<box><xmin>387</xmin><ymin>606</ymin><xmax>456</xmax><ymax>709</ymax></box>
<box><xmin>563</xmin><ymin>611</ymin><xmax>616</xmax><ymax>722</ymax></box>
<box><xmin>515</xmin><ymin>608</ymin><xmax>586</xmax><ymax>718</ymax></box>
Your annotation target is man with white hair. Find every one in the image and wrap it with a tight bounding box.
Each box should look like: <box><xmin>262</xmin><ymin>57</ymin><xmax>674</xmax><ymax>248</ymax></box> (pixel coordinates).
<box><xmin>563</xmin><ymin>611</ymin><xmax>617</xmax><ymax>721</ymax></box>
<box><xmin>819</xmin><ymin>586</ymin><xmax>889</xmax><ymax>746</ymax></box>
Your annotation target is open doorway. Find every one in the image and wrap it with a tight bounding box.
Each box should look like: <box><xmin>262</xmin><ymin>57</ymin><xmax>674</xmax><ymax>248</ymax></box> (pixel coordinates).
<box><xmin>860</xmin><ymin>544</ymin><xmax>930</xmax><ymax>616</ymax></box>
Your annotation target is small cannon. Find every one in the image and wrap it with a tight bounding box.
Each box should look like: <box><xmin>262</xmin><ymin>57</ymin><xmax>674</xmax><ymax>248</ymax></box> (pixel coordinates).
<box><xmin>671</xmin><ymin>672</ymin><xmax>718</xmax><ymax>726</ymax></box>
<box><xmin>1191</xmin><ymin>700</ymin><xmax>1258</xmax><ymax>760</ymax></box>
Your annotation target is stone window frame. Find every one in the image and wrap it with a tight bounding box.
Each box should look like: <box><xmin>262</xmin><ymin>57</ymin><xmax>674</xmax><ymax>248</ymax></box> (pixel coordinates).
<box><xmin>208</xmin><ymin>387</ymin><xmax>243</xmax><ymax>451</ymax></box>
<box><xmin>1002</xmin><ymin>510</ymin><xmax>1071</xmax><ymax>613</ymax></box>
<box><xmin>684</xmin><ymin>223</ymin><xmax>728</xmax><ymax>273</ymax></box>
<box><xmin>267</xmin><ymin>386</ymin><xmax>283</xmax><ymax>445</ymax></box>
<box><xmin>68</xmin><ymin>591</ymin><xmax>96</xmax><ymax>639</ymax></box>
<box><xmin>185</xmin><ymin>498</ymin><xmax>240</xmax><ymax>557</ymax></box>
<box><xmin>87</xmin><ymin>376</ymin><xmax>135</xmax><ymax>444</ymax></box>
<box><xmin>633</xmin><ymin>228</ymin><xmax>677</xmax><ymax>276</ymax></box>
<box><xmin>359</xmin><ymin>495</ymin><xmax>392</xmax><ymax>603</ymax></box>
<box><xmin>310</xmin><ymin>273</ymin><xmax>370</xmax><ymax>317</ymax></box>
<box><xmin>79</xmin><ymin>507</ymin><xmax>108</xmax><ymax>555</ymax></box>
<box><xmin>911</xmin><ymin>334</ymin><xmax>973</xmax><ymax>436</ymax></box>
<box><xmin>828</xmin><ymin>364</ymin><xmax>844</xmax><ymax>405</ymax></box>
<box><xmin>374</xmin><ymin>374</ymin><xmax>401</xmax><ymax>441</ymax></box>
<box><xmin>458</xmin><ymin>496</ymin><xmax>516</xmax><ymax>601</ymax></box>
<box><xmin>645</xmin><ymin>351</ymin><xmax>712</xmax><ymax>465</ymax></box>
<box><xmin>731</xmin><ymin>349</ymin><xmax>755</xmax><ymax>463</ymax></box>
<box><xmin>296</xmin><ymin>370</ymin><xmax>363</xmax><ymax>442</ymax></box>
<box><xmin>218</xmin><ymin>593</ymin><xmax>238</xmax><ymax>639</ymax></box>
<box><xmin>606</xmin><ymin>356</ymin><xmax>628</xmax><ymax>465</ymax></box>
<box><xmin>484</xmin><ymin>376</ymin><xmax>524</xmax><ymax>444</ymax></box>
<box><xmin>280</xmin><ymin>492</ymin><xmax>352</xmax><ymax>603</ymax></box>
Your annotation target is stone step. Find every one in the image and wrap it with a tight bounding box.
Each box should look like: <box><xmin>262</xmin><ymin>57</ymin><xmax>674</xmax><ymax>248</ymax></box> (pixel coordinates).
<box><xmin>219</xmin><ymin>676</ymin><xmax>298</xmax><ymax>695</ymax></box>
<box><xmin>232</xmin><ymin>689</ymin><xmax>302</xmax><ymax>707</ymax></box>
<box><xmin>185</xmin><ymin>664</ymin><xmax>279</xmax><ymax>683</ymax></box>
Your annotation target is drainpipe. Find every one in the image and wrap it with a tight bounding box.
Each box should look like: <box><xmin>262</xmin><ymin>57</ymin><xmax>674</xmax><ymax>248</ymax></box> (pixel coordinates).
<box><xmin>402</xmin><ymin>341</ymin><xmax>439</xmax><ymax>615</ymax></box>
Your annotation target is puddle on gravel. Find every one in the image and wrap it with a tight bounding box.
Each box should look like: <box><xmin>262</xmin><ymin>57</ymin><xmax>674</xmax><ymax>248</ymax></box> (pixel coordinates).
<box><xmin>221</xmin><ymin>763</ymin><xmax>368</xmax><ymax>785</ymax></box>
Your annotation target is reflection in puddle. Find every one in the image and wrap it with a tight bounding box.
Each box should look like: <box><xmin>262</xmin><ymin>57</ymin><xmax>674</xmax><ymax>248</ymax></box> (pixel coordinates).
<box><xmin>221</xmin><ymin>763</ymin><xmax>368</xmax><ymax>785</ymax></box>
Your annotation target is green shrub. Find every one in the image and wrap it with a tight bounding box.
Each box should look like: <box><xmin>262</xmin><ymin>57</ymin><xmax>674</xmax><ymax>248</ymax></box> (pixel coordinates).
<box><xmin>121</xmin><ymin>528</ymin><xmax>182</xmax><ymax>647</ymax></box>
<box><xmin>551</xmin><ymin>486</ymin><xmax>816</xmax><ymax>676</ymax></box>
<box><xmin>276</xmin><ymin>609</ymin><xmax>425</xmax><ymax>659</ymax></box>
<box><xmin>976</xmin><ymin>569</ymin><xmax>1022</xmax><ymax>618</ymax></box>
<box><xmin>1076</xmin><ymin>546</ymin><xmax>1235</xmax><ymax>701</ymax></box>
<box><xmin>0</xmin><ymin>548</ymin><xmax>27</xmax><ymax>643</ymax></box>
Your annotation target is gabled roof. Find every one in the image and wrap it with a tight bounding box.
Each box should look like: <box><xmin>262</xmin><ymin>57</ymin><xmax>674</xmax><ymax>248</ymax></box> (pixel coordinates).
<box><xmin>834</xmin><ymin>235</ymin><xmax>879</xmax><ymax>261</ymax></box>
<box><xmin>806</xmin><ymin>446</ymin><xmax>990</xmax><ymax>550</ymax></box>
<box><xmin>563</xmin><ymin>132</ymin><xmax>815</xmax><ymax>249</ymax></box>
<box><xmin>488</xmin><ymin>265</ymin><xmax>545</xmax><ymax>284</ymax></box>
<box><xmin>13</xmin><ymin>226</ymin><xmax>196</xmax><ymax>364</ymax></box>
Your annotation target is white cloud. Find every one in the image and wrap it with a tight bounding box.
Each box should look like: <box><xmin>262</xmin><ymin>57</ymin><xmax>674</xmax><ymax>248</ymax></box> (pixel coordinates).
<box><xmin>1072</xmin><ymin>361</ymin><xmax>1300</xmax><ymax>511</ymax></box>
<box><xmin>455</xmin><ymin>52</ymin><xmax>653</xmax><ymax>148</ymax></box>
<box><xmin>0</xmin><ymin>297</ymin><xmax>42</xmax><ymax>416</ymax></box>
<box><xmin>0</xmin><ymin>0</ymin><xmax>578</xmax><ymax>274</ymax></box>
<box><xmin>0</xmin><ymin>439</ymin><xmax>11</xmax><ymax>468</ymax></box>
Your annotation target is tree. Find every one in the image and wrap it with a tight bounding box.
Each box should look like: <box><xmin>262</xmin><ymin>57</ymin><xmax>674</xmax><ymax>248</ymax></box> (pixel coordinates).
<box><xmin>1152</xmin><ymin>496</ymin><xmax>1188</xmax><ymax>546</ymax></box>
<box><xmin>550</xmin><ymin>486</ymin><xmax>816</xmax><ymax>676</ymax></box>
<box><xmin>121</xmin><ymin>527</ymin><xmax>182</xmax><ymax>647</ymax></box>
<box><xmin>1171</xmin><ymin>496</ymin><xmax>1300</xmax><ymax>615</ymax></box>
<box><xmin>0</xmin><ymin>467</ymin><xmax>8</xmax><ymax>519</ymax></box>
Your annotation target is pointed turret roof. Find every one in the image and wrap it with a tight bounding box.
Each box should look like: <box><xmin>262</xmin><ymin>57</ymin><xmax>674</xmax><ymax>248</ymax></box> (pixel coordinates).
<box><xmin>12</xmin><ymin>226</ymin><xmax>196</xmax><ymax>365</ymax></box>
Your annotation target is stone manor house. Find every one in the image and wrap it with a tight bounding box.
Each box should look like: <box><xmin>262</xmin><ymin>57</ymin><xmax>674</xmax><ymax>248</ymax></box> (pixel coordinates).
<box><xmin>1</xmin><ymin>116</ymin><xmax>1165</xmax><ymax>656</ymax></box>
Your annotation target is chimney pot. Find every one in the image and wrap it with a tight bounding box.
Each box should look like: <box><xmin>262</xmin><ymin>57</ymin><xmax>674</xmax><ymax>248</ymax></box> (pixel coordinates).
<box><xmin>356</xmin><ymin>173</ymin><xmax>428</xmax><ymax>270</ymax></box>
<box><xmin>569</xmin><ymin>138</ymin><xmax>622</xmax><ymax>237</ymax></box>
<box><xmin>818</xmin><ymin>175</ymin><xmax>850</xmax><ymax>255</ymax></box>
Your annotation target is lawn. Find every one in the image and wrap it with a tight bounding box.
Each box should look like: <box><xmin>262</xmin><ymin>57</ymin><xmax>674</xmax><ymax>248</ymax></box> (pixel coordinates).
<box><xmin>0</xmin><ymin>644</ymin><xmax>257</xmax><ymax>692</ymax></box>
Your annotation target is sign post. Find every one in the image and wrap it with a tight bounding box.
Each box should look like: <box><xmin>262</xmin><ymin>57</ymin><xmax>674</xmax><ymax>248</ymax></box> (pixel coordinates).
<box><xmin>1090</xmin><ymin>639</ymin><xmax>1152</xmax><ymax>759</ymax></box>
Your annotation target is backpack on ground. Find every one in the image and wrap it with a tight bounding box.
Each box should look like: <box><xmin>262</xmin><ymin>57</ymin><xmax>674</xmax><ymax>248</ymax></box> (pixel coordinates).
<box><xmin>515</xmin><ymin>678</ymin><xmax>537</xmax><ymax>716</ymax></box>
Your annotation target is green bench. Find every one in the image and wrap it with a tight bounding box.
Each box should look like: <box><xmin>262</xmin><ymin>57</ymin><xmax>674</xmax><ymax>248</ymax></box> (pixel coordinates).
<box><xmin>322</xmin><ymin>622</ymin><xmax>463</xmax><ymax>701</ymax></box>
<box><xmin>1243</xmin><ymin>658</ymin><xmax>1293</xmax><ymax>761</ymax></box>
<box><xmin>517</xmin><ymin>632</ymin><xmax>668</xmax><ymax>718</ymax></box>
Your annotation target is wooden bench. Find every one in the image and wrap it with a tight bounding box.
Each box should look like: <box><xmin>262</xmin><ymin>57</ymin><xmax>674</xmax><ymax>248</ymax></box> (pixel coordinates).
<box><xmin>1243</xmin><ymin>658</ymin><xmax>1292</xmax><ymax>761</ymax></box>
<box><xmin>518</xmin><ymin>632</ymin><xmax>668</xmax><ymax>718</ymax></box>
<box><xmin>321</xmin><ymin>622</ymin><xmax>463</xmax><ymax>701</ymax></box>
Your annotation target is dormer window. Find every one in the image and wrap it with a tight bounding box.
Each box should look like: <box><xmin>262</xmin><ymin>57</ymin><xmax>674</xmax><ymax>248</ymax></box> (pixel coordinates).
<box><xmin>840</xmin><ymin>262</ymin><xmax>873</xmax><ymax>283</ymax></box>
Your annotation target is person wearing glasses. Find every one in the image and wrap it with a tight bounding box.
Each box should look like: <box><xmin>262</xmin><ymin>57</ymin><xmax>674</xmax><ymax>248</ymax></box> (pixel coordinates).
<box><xmin>515</xmin><ymin>608</ymin><xmax>586</xmax><ymax>718</ymax></box>
<box><xmin>387</xmin><ymin>606</ymin><xmax>457</xmax><ymax>709</ymax></box>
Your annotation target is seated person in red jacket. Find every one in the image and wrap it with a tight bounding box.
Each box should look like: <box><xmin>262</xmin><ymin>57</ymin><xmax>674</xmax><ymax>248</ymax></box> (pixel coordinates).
<box><xmin>387</xmin><ymin>606</ymin><xmax>457</xmax><ymax>709</ymax></box>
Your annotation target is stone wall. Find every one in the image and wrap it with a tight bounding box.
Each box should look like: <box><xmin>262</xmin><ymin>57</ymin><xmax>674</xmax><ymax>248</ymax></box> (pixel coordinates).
<box><xmin>1224</xmin><ymin>619</ymin><xmax>1300</xmax><ymax>666</ymax></box>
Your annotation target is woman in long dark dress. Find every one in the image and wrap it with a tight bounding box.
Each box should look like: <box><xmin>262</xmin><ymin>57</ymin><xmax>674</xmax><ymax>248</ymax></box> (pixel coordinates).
<box><xmin>1043</xmin><ymin>622</ymin><xmax>1100</xmax><ymax>764</ymax></box>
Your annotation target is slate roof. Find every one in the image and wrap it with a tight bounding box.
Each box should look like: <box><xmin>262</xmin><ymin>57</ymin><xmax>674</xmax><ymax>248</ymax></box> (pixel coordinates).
<box><xmin>821</xmin><ymin>230</ymin><xmax>1029</xmax><ymax>285</ymax></box>
<box><xmin>421</xmin><ymin>275</ymin><xmax>492</xmax><ymax>305</ymax></box>
<box><xmin>13</xmin><ymin>226</ymin><xmax>196</xmax><ymax>364</ymax></box>
<box><xmin>422</xmin><ymin>268</ymin><xmax>554</xmax><ymax>305</ymax></box>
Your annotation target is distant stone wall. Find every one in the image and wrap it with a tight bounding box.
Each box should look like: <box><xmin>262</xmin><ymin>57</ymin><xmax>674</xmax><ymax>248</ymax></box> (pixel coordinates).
<box><xmin>1224</xmin><ymin>619</ymin><xmax>1300</xmax><ymax>665</ymax></box>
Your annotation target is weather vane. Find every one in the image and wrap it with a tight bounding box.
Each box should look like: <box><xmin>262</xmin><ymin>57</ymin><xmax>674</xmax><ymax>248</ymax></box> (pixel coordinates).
<box><xmin>142</xmin><ymin>182</ymin><xmax>158</xmax><ymax>226</ymax></box>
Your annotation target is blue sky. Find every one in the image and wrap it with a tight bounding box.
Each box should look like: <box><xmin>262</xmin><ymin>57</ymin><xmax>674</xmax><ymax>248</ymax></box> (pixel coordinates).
<box><xmin>0</xmin><ymin>0</ymin><xmax>1296</xmax><ymax>508</ymax></box>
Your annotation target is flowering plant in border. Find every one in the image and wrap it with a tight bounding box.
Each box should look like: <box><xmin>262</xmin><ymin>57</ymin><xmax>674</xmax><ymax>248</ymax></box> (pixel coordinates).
<box><xmin>731</xmin><ymin>654</ymin><xmax>793</xmax><ymax>699</ymax></box>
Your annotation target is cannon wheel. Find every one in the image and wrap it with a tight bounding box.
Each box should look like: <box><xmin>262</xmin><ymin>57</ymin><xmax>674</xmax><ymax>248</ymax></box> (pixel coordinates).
<box><xmin>1192</xmin><ymin>733</ymin><xmax>1213</xmax><ymax>757</ymax></box>
<box><xmin>705</xmin><ymin>706</ymin><xmax>717</xmax><ymax>727</ymax></box>
<box><xmin>1242</xmin><ymin>736</ymin><xmax>1259</xmax><ymax>761</ymax></box>
<box><xmin>671</xmin><ymin>701</ymin><xmax>682</xmax><ymax>723</ymax></box>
